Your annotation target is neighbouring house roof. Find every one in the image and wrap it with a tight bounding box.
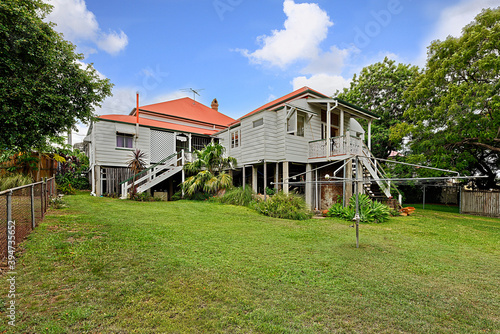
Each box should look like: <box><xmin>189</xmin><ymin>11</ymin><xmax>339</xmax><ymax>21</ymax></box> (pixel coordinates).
<box><xmin>131</xmin><ymin>97</ymin><xmax>235</xmax><ymax>127</ymax></box>
<box><xmin>99</xmin><ymin>115</ymin><xmax>220</xmax><ymax>136</ymax></box>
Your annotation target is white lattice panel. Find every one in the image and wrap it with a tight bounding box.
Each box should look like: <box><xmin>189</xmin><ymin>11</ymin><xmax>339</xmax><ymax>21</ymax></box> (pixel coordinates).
<box><xmin>150</xmin><ymin>130</ymin><xmax>175</xmax><ymax>163</ymax></box>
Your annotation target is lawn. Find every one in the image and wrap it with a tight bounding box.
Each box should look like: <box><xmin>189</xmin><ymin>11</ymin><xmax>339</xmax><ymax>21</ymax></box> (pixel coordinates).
<box><xmin>1</xmin><ymin>192</ymin><xmax>499</xmax><ymax>333</ymax></box>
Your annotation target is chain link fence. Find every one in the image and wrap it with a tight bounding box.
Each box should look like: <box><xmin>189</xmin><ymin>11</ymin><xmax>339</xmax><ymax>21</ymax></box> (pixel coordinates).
<box><xmin>0</xmin><ymin>177</ymin><xmax>56</xmax><ymax>260</ymax></box>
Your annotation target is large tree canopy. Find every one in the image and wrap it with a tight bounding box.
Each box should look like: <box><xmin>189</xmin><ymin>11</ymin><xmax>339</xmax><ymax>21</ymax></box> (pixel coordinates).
<box><xmin>0</xmin><ymin>0</ymin><xmax>112</xmax><ymax>151</ymax></box>
<box><xmin>392</xmin><ymin>7</ymin><xmax>500</xmax><ymax>188</ymax></box>
<box><xmin>336</xmin><ymin>57</ymin><xmax>420</xmax><ymax>159</ymax></box>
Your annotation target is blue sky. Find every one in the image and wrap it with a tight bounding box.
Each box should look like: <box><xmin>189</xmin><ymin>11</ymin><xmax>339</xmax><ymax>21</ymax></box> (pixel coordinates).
<box><xmin>43</xmin><ymin>0</ymin><xmax>500</xmax><ymax>142</ymax></box>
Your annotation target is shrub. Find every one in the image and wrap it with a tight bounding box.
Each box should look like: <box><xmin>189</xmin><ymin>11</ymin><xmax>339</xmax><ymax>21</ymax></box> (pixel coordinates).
<box><xmin>50</xmin><ymin>195</ymin><xmax>67</xmax><ymax>209</ymax></box>
<box><xmin>0</xmin><ymin>174</ymin><xmax>33</xmax><ymax>191</ymax></box>
<box><xmin>217</xmin><ymin>187</ymin><xmax>255</xmax><ymax>206</ymax></box>
<box><xmin>254</xmin><ymin>192</ymin><xmax>313</xmax><ymax>221</ymax></box>
<box><xmin>326</xmin><ymin>194</ymin><xmax>391</xmax><ymax>223</ymax></box>
<box><xmin>265</xmin><ymin>187</ymin><xmax>276</xmax><ymax>196</ymax></box>
<box><xmin>57</xmin><ymin>183</ymin><xmax>76</xmax><ymax>195</ymax></box>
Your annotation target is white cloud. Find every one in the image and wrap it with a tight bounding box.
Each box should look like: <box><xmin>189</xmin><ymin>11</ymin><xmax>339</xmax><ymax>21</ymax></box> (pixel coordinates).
<box><xmin>292</xmin><ymin>74</ymin><xmax>351</xmax><ymax>96</ymax></box>
<box><xmin>416</xmin><ymin>0</ymin><xmax>499</xmax><ymax>65</ymax></box>
<box><xmin>240</xmin><ymin>0</ymin><xmax>333</xmax><ymax>68</ymax></box>
<box><xmin>303</xmin><ymin>45</ymin><xmax>356</xmax><ymax>76</ymax></box>
<box><xmin>45</xmin><ymin>0</ymin><xmax>128</xmax><ymax>55</ymax></box>
<box><xmin>96</xmin><ymin>30</ymin><xmax>128</xmax><ymax>55</ymax></box>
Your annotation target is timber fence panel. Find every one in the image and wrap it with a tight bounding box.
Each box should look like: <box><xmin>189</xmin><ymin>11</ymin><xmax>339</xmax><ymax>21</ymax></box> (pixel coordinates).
<box><xmin>0</xmin><ymin>178</ymin><xmax>56</xmax><ymax>260</ymax></box>
<box><xmin>461</xmin><ymin>190</ymin><xmax>500</xmax><ymax>218</ymax></box>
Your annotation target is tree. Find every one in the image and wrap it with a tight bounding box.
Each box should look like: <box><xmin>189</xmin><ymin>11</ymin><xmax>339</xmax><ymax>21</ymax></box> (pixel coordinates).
<box><xmin>336</xmin><ymin>57</ymin><xmax>420</xmax><ymax>159</ymax></box>
<box><xmin>182</xmin><ymin>142</ymin><xmax>236</xmax><ymax>197</ymax></box>
<box><xmin>392</xmin><ymin>7</ymin><xmax>500</xmax><ymax>188</ymax></box>
<box><xmin>0</xmin><ymin>0</ymin><xmax>112</xmax><ymax>151</ymax></box>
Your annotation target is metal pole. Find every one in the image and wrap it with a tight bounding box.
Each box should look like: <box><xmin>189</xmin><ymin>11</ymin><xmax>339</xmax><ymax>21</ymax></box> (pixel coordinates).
<box><xmin>459</xmin><ymin>186</ymin><xmax>462</xmax><ymax>214</ymax></box>
<box><xmin>6</xmin><ymin>191</ymin><xmax>12</xmax><ymax>254</ymax></box>
<box><xmin>41</xmin><ymin>180</ymin><xmax>45</xmax><ymax>219</ymax></box>
<box><xmin>315</xmin><ymin>169</ymin><xmax>318</xmax><ymax>210</ymax></box>
<box><xmin>423</xmin><ymin>185</ymin><xmax>426</xmax><ymax>210</ymax></box>
<box><xmin>242</xmin><ymin>166</ymin><xmax>246</xmax><ymax>190</ymax></box>
<box><xmin>31</xmin><ymin>185</ymin><xmax>35</xmax><ymax>229</ymax></box>
<box><xmin>354</xmin><ymin>156</ymin><xmax>360</xmax><ymax>249</ymax></box>
<box><xmin>263</xmin><ymin>160</ymin><xmax>267</xmax><ymax>201</ymax></box>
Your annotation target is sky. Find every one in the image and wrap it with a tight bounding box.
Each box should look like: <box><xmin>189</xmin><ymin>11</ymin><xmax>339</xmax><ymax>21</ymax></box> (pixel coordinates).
<box><xmin>42</xmin><ymin>0</ymin><xmax>500</xmax><ymax>143</ymax></box>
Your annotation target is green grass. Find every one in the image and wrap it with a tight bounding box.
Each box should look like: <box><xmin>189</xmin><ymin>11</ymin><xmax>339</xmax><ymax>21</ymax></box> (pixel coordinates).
<box><xmin>405</xmin><ymin>203</ymin><xmax>460</xmax><ymax>214</ymax></box>
<box><xmin>1</xmin><ymin>192</ymin><xmax>499</xmax><ymax>333</ymax></box>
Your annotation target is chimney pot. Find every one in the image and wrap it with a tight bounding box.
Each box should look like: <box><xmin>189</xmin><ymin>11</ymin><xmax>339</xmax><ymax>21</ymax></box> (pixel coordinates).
<box><xmin>211</xmin><ymin>98</ymin><xmax>219</xmax><ymax>112</ymax></box>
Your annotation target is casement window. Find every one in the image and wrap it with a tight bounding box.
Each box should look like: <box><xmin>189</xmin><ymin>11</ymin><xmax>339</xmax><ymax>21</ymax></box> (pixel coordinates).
<box><xmin>231</xmin><ymin>130</ymin><xmax>240</xmax><ymax>148</ymax></box>
<box><xmin>253</xmin><ymin>118</ymin><xmax>264</xmax><ymax>128</ymax></box>
<box><xmin>287</xmin><ymin>111</ymin><xmax>306</xmax><ymax>137</ymax></box>
<box><xmin>116</xmin><ymin>133</ymin><xmax>134</xmax><ymax>148</ymax></box>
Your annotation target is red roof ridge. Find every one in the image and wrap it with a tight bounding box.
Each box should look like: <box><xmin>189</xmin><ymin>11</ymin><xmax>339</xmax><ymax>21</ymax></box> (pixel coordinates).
<box><xmin>232</xmin><ymin>86</ymin><xmax>329</xmax><ymax>124</ymax></box>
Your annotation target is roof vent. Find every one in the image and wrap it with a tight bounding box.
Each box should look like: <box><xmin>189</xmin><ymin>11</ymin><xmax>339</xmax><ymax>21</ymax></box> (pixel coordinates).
<box><xmin>211</xmin><ymin>98</ymin><xmax>219</xmax><ymax>112</ymax></box>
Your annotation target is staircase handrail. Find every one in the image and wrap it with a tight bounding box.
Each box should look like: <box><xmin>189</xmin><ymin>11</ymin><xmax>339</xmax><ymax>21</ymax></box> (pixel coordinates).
<box><xmin>361</xmin><ymin>143</ymin><xmax>403</xmax><ymax>199</ymax></box>
<box><xmin>120</xmin><ymin>151</ymin><xmax>179</xmax><ymax>186</ymax></box>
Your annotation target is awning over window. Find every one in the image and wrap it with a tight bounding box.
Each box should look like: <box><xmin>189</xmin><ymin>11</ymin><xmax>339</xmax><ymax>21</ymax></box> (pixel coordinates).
<box><xmin>115</xmin><ymin>123</ymin><xmax>136</xmax><ymax>135</ymax></box>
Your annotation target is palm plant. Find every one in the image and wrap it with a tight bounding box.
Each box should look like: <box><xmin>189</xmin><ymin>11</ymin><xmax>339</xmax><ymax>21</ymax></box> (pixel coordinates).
<box><xmin>182</xmin><ymin>142</ymin><xmax>236</xmax><ymax>197</ymax></box>
<box><xmin>127</xmin><ymin>149</ymin><xmax>147</xmax><ymax>198</ymax></box>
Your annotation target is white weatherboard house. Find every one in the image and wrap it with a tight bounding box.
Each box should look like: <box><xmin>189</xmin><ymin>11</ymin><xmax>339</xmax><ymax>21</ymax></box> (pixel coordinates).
<box><xmin>86</xmin><ymin>87</ymin><xmax>396</xmax><ymax>209</ymax></box>
<box><xmin>84</xmin><ymin>97</ymin><xmax>234</xmax><ymax>198</ymax></box>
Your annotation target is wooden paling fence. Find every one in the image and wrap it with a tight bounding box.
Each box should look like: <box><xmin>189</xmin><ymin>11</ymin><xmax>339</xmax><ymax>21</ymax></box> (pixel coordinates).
<box><xmin>461</xmin><ymin>190</ymin><xmax>500</xmax><ymax>218</ymax></box>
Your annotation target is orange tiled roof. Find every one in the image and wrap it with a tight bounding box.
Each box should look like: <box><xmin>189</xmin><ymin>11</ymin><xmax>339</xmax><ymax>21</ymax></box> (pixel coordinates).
<box><xmin>99</xmin><ymin>115</ymin><xmax>219</xmax><ymax>136</ymax></box>
<box><xmin>135</xmin><ymin>97</ymin><xmax>235</xmax><ymax>127</ymax></box>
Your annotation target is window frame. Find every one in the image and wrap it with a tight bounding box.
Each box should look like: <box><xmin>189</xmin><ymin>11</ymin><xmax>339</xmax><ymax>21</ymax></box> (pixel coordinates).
<box><xmin>231</xmin><ymin>129</ymin><xmax>240</xmax><ymax>148</ymax></box>
<box><xmin>253</xmin><ymin>118</ymin><xmax>264</xmax><ymax>128</ymax></box>
<box><xmin>116</xmin><ymin>132</ymin><xmax>134</xmax><ymax>149</ymax></box>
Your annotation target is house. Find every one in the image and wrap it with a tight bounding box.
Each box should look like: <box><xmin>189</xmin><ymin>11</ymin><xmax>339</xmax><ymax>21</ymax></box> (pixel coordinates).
<box><xmin>86</xmin><ymin>87</ymin><xmax>396</xmax><ymax>210</ymax></box>
<box><xmin>84</xmin><ymin>97</ymin><xmax>235</xmax><ymax>197</ymax></box>
<box><xmin>214</xmin><ymin>87</ymin><xmax>395</xmax><ymax>210</ymax></box>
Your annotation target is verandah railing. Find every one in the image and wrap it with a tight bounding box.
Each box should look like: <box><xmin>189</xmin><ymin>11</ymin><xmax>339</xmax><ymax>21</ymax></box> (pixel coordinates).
<box><xmin>308</xmin><ymin>135</ymin><xmax>363</xmax><ymax>159</ymax></box>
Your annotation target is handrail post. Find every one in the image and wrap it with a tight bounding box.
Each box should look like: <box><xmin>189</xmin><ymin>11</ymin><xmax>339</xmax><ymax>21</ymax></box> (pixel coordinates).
<box><xmin>181</xmin><ymin>149</ymin><xmax>185</xmax><ymax>199</ymax></box>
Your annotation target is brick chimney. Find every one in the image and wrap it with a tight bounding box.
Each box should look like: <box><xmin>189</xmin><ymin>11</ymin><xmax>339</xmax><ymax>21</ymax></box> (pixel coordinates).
<box><xmin>211</xmin><ymin>98</ymin><xmax>219</xmax><ymax>112</ymax></box>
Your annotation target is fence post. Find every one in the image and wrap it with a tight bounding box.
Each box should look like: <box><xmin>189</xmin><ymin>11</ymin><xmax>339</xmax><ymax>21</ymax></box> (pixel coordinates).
<box><xmin>41</xmin><ymin>180</ymin><xmax>45</xmax><ymax>219</ymax></box>
<box><xmin>6</xmin><ymin>190</ymin><xmax>12</xmax><ymax>256</ymax></box>
<box><xmin>31</xmin><ymin>185</ymin><xmax>35</xmax><ymax>229</ymax></box>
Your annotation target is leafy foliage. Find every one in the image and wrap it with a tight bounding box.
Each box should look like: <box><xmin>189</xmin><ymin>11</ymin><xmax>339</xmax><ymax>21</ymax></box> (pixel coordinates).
<box><xmin>182</xmin><ymin>143</ymin><xmax>236</xmax><ymax>197</ymax></box>
<box><xmin>254</xmin><ymin>192</ymin><xmax>313</xmax><ymax>221</ymax></box>
<box><xmin>391</xmin><ymin>7</ymin><xmax>500</xmax><ymax>188</ymax></box>
<box><xmin>0</xmin><ymin>0</ymin><xmax>113</xmax><ymax>151</ymax></box>
<box><xmin>337</xmin><ymin>57</ymin><xmax>420</xmax><ymax>159</ymax></box>
<box><xmin>217</xmin><ymin>187</ymin><xmax>255</xmax><ymax>207</ymax></box>
<box><xmin>0</xmin><ymin>173</ymin><xmax>33</xmax><ymax>191</ymax></box>
<box><xmin>327</xmin><ymin>194</ymin><xmax>391</xmax><ymax>223</ymax></box>
<box><xmin>55</xmin><ymin>149</ymin><xmax>89</xmax><ymax>191</ymax></box>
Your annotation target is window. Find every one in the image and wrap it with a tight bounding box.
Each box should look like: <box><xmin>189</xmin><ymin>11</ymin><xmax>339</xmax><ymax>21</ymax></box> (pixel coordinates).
<box><xmin>116</xmin><ymin>133</ymin><xmax>134</xmax><ymax>148</ymax></box>
<box><xmin>297</xmin><ymin>113</ymin><xmax>305</xmax><ymax>137</ymax></box>
<box><xmin>287</xmin><ymin>111</ymin><xmax>306</xmax><ymax>137</ymax></box>
<box><xmin>231</xmin><ymin>130</ymin><xmax>240</xmax><ymax>148</ymax></box>
<box><xmin>253</xmin><ymin>118</ymin><xmax>264</xmax><ymax>128</ymax></box>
